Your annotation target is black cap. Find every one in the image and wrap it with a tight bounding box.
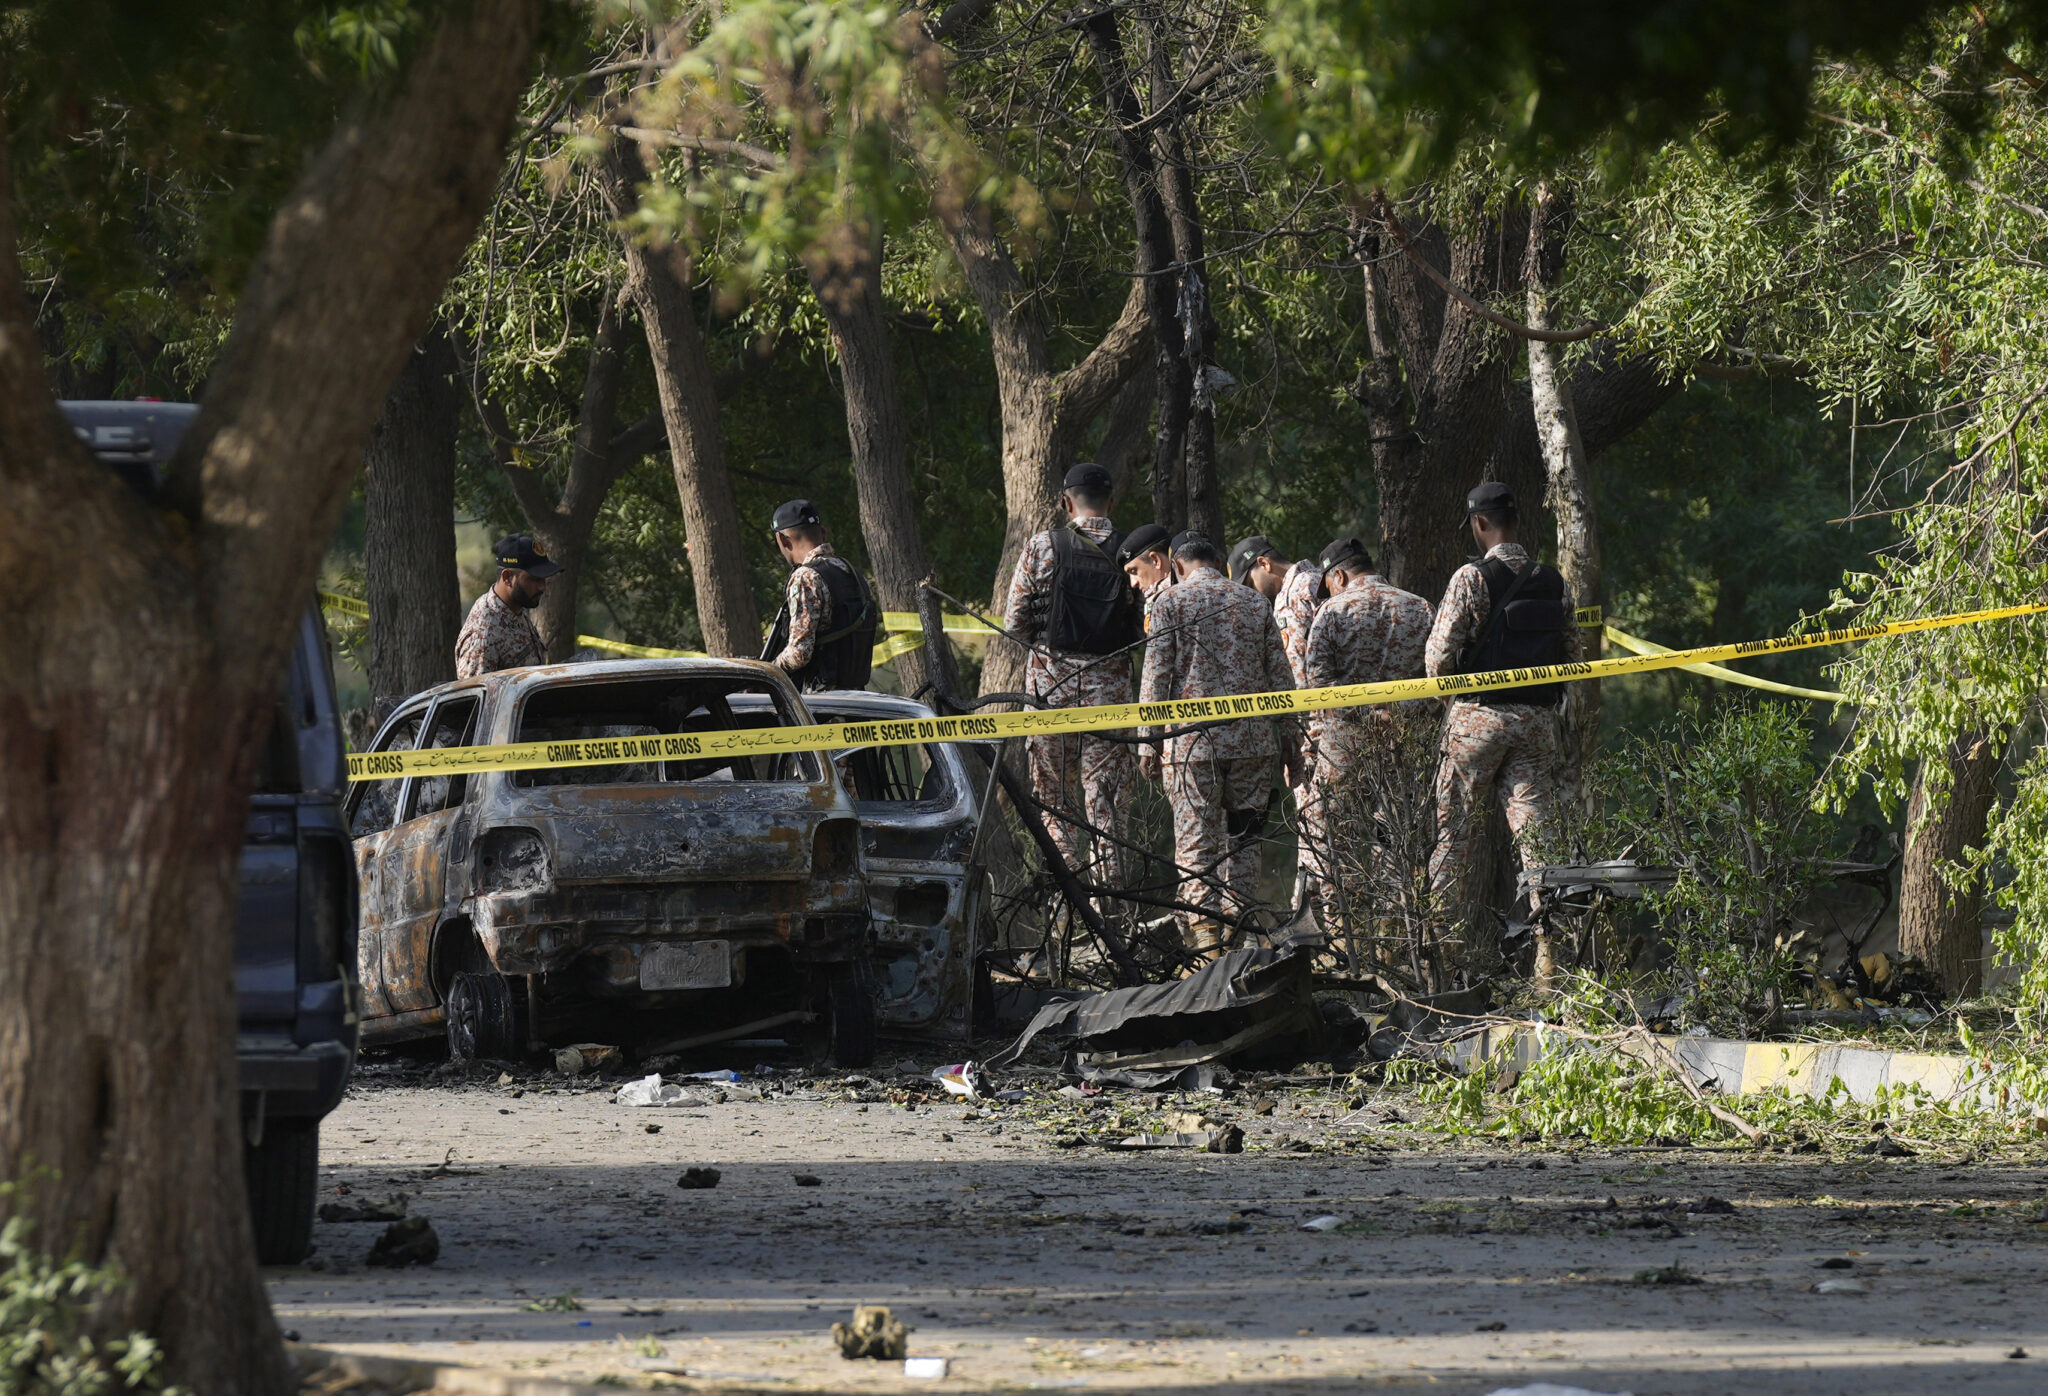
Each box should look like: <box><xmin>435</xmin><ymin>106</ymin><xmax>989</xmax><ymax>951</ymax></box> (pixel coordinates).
<box><xmin>1116</xmin><ymin>523</ymin><xmax>1172</xmax><ymax>565</ymax></box>
<box><xmin>1063</xmin><ymin>461</ymin><xmax>1115</xmax><ymax>494</ymax></box>
<box><xmin>1465</xmin><ymin>481</ymin><xmax>1516</xmax><ymax>518</ymax></box>
<box><xmin>1319</xmin><ymin>536</ymin><xmax>1373</xmax><ymax>574</ymax></box>
<box><xmin>1170</xmin><ymin>529</ymin><xmax>1211</xmax><ymax>556</ymax></box>
<box><xmin>493</xmin><ymin>533</ymin><xmax>563</xmax><ymax>578</ymax></box>
<box><xmin>1227</xmin><ymin>535</ymin><xmax>1278</xmax><ymax>584</ymax></box>
<box><xmin>771</xmin><ymin>498</ymin><xmax>822</xmax><ymax>534</ymax></box>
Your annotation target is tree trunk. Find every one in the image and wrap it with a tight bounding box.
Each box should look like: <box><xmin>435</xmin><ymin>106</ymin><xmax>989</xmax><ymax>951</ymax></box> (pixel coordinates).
<box><xmin>521</xmin><ymin>298</ymin><xmax>626</xmax><ymax>660</ymax></box>
<box><xmin>1899</xmin><ymin>732</ymin><xmax>2005</xmax><ymax>996</ymax></box>
<box><xmin>1079</xmin><ymin>10</ymin><xmax>1185</xmax><ymax>535</ymax></box>
<box><xmin>934</xmin><ymin>200</ymin><xmax>1149</xmax><ymax>698</ymax></box>
<box><xmin>1524</xmin><ymin>183</ymin><xmax>1601</xmax><ymax>807</ymax></box>
<box><xmin>364</xmin><ymin>326</ymin><xmax>461</xmax><ymax>712</ymax></box>
<box><xmin>1098</xmin><ymin>370</ymin><xmax>1156</xmax><ymax>507</ymax></box>
<box><xmin>0</xmin><ymin>5</ymin><xmax>537</xmax><ymax>1393</ymax></box>
<box><xmin>1143</xmin><ymin>13</ymin><xmax>1221</xmax><ymax>542</ymax></box>
<box><xmin>810</xmin><ymin>244</ymin><xmax>956</xmax><ymax>698</ymax></box>
<box><xmin>603</xmin><ymin>140</ymin><xmax>760</xmax><ymax>657</ymax></box>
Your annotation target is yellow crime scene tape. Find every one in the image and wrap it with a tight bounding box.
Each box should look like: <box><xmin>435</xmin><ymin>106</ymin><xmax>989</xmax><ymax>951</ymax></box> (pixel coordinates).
<box><xmin>1600</xmin><ymin>624</ymin><xmax>1848</xmax><ymax>703</ymax></box>
<box><xmin>319</xmin><ymin>594</ymin><xmax>998</xmax><ymax>668</ymax></box>
<box><xmin>342</xmin><ymin>601</ymin><xmax>2048</xmax><ymax>782</ymax></box>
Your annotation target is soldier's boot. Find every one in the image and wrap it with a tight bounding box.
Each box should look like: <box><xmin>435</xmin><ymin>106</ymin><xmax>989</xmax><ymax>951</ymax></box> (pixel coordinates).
<box><xmin>1183</xmin><ymin>918</ymin><xmax>1227</xmax><ymax>973</ymax></box>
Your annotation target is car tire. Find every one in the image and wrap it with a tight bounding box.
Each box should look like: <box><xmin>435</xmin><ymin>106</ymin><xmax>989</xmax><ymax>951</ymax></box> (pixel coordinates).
<box><xmin>244</xmin><ymin>1118</ymin><xmax>318</xmax><ymax>1266</ymax></box>
<box><xmin>813</xmin><ymin>966</ymin><xmax>878</xmax><ymax>1069</ymax></box>
<box><xmin>446</xmin><ymin>969</ymin><xmax>530</xmax><ymax>1062</ymax></box>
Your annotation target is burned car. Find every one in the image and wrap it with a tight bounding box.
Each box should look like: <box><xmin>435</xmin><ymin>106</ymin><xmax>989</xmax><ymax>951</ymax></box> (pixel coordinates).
<box><xmin>727</xmin><ymin>690</ymin><xmax>1000</xmax><ymax>1042</ymax></box>
<box><xmin>345</xmin><ymin>659</ymin><xmax>875</xmax><ymax>1065</ymax></box>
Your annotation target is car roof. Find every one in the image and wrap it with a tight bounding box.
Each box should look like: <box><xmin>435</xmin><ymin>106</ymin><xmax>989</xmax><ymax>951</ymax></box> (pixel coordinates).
<box><xmin>391</xmin><ymin>658</ymin><xmax>804</xmax><ymax>715</ymax></box>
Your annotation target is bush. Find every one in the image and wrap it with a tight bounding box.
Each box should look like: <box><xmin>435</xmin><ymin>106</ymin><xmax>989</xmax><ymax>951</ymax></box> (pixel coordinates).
<box><xmin>0</xmin><ymin>1200</ymin><xmax>182</xmax><ymax>1396</ymax></box>
<box><xmin>1589</xmin><ymin>701</ymin><xmax>1832</xmax><ymax>1034</ymax></box>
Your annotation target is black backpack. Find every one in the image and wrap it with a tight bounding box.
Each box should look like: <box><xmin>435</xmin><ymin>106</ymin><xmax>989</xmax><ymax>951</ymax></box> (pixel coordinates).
<box><xmin>1044</xmin><ymin>525</ymin><xmax>1145</xmax><ymax>656</ymax></box>
<box><xmin>1456</xmin><ymin>557</ymin><xmax>1571</xmax><ymax>707</ymax></box>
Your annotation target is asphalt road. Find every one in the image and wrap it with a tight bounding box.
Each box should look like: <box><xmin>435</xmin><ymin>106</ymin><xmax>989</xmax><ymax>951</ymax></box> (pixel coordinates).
<box><xmin>268</xmin><ymin>1058</ymin><xmax>2048</xmax><ymax>1395</ymax></box>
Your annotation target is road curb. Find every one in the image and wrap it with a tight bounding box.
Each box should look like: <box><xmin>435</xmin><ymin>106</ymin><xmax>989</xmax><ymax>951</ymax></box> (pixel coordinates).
<box><xmin>1443</xmin><ymin>1024</ymin><xmax>1993</xmax><ymax>1108</ymax></box>
<box><xmin>294</xmin><ymin>1344</ymin><xmax>639</xmax><ymax>1396</ymax></box>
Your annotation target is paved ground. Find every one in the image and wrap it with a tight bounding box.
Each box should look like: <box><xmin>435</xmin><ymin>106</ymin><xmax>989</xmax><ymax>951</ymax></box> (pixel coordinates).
<box><xmin>270</xmin><ymin>1058</ymin><xmax>2048</xmax><ymax>1395</ymax></box>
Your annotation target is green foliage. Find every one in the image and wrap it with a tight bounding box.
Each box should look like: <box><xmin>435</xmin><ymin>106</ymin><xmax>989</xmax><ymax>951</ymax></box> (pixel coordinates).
<box><xmin>1591</xmin><ymin>702</ymin><xmax>1830</xmax><ymax>1033</ymax></box>
<box><xmin>0</xmin><ymin>1203</ymin><xmax>182</xmax><ymax>1396</ymax></box>
<box><xmin>1405</xmin><ymin>1041</ymin><xmax>1719</xmax><ymax>1145</ymax></box>
<box><xmin>1262</xmin><ymin>0</ymin><xmax>2033</xmax><ymax>189</ymax></box>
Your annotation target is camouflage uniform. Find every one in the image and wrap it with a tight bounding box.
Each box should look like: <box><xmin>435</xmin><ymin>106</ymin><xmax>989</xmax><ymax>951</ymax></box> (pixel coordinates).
<box><xmin>1423</xmin><ymin>543</ymin><xmax>1582</xmax><ymax>911</ymax></box>
<box><xmin>1140</xmin><ymin>564</ymin><xmax>1295</xmax><ymax>954</ymax></box>
<box><xmin>1272</xmin><ymin>561</ymin><xmax>1325</xmax><ymax>687</ymax></box>
<box><xmin>1298</xmin><ymin>573</ymin><xmax>1435</xmax><ymax>917</ymax></box>
<box><xmin>1141</xmin><ymin>575</ymin><xmax>1173</xmax><ymax>633</ymax></box>
<box><xmin>770</xmin><ymin>542</ymin><xmax>841</xmax><ymax>674</ymax></box>
<box><xmin>1005</xmin><ymin>516</ymin><xmax>1136</xmax><ymax>891</ymax></box>
<box><xmin>455</xmin><ymin>588</ymin><xmax>546</xmax><ymax>679</ymax></box>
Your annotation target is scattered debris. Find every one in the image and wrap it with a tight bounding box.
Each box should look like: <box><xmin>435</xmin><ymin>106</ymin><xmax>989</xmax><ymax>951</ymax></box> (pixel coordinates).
<box><xmin>988</xmin><ymin>946</ymin><xmax>1323</xmax><ymax>1083</ymax></box>
<box><xmin>616</xmin><ymin>1073</ymin><xmax>710</xmax><ymax>1108</ymax></box>
<box><xmin>1108</xmin><ymin>1127</ymin><xmax>1244</xmax><ymax>1153</ymax></box>
<box><xmin>933</xmin><ymin>1062</ymin><xmax>985</xmax><ymax>1099</ymax></box>
<box><xmin>1811</xmin><ymin>1278</ymin><xmax>1868</xmax><ymax>1295</ymax></box>
<box><xmin>644</xmin><ymin>1123</ymin><xmax>663</xmax><ymax>1134</ymax></box>
<box><xmin>1484</xmin><ymin>1386</ymin><xmax>1633</xmax><ymax>1396</ymax></box>
<box><xmin>554</xmin><ymin>1044</ymin><xmax>623</xmax><ymax>1076</ymax></box>
<box><xmin>1474</xmin><ymin>1320</ymin><xmax>1507</xmax><ymax>1332</ymax></box>
<box><xmin>1815</xmin><ymin>1257</ymin><xmax>1854</xmax><ymax>1269</ymax></box>
<box><xmin>1301</xmin><ymin>1215</ymin><xmax>1343</xmax><ymax>1232</ymax></box>
<box><xmin>524</xmin><ymin>1290</ymin><xmax>584</xmax><ymax>1312</ymax></box>
<box><xmin>832</xmin><ymin>1305</ymin><xmax>911</xmax><ymax>1360</ymax></box>
<box><xmin>318</xmin><ymin>1195</ymin><xmax>406</xmax><ymax>1224</ymax></box>
<box><xmin>1633</xmin><ymin>1264</ymin><xmax>1700</xmax><ymax>1286</ymax></box>
<box><xmin>794</xmin><ymin>1173</ymin><xmax>823</xmax><ymax>1187</ymax></box>
<box><xmin>904</xmin><ymin>1358</ymin><xmax>950</xmax><ymax>1379</ymax></box>
<box><xmin>677</xmin><ymin>1167</ymin><xmax>722</xmax><ymax>1190</ymax></box>
<box><xmin>2010</xmin><ymin>1347</ymin><xmax>2029</xmax><ymax>1359</ymax></box>
<box><xmin>364</xmin><ymin>1217</ymin><xmax>438</xmax><ymax>1268</ymax></box>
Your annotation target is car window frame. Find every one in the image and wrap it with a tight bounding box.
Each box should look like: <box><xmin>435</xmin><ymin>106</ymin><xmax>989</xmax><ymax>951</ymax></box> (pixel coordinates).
<box><xmin>343</xmin><ymin>695</ymin><xmax>434</xmax><ymax>837</ymax></box>
<box><xmin>402</xmin><ymin>690</ymin><xmax>484</xmax><ymax>823</ymax></box>
<box><xmin>509</xmin><ymin>674</ymin><xmax>824</xmax><ymax>788</ymax></box>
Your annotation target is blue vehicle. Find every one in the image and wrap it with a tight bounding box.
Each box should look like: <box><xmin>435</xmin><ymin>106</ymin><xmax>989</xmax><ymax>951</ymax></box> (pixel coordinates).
<box><xmin>64</xmin><ymin>401</ymin><xmax>360</xmax><ymax>1265</ymax></box>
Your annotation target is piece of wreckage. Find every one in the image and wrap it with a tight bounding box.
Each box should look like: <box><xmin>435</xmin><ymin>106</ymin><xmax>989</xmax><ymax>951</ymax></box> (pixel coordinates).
<box><xmin>1512</xmin><ymin>830</ymin><xmax>1934</xmax><ymax>1024</ymax></box>
<box><xmin>984</xmin><ymin>937</ymin><xmax>1334</xmax><ymax>1088</ymax></box>
<box><xmin>345</xmin><ymin>661</ymin><xmax>1003</xmax><ymax>1068</ymax></box>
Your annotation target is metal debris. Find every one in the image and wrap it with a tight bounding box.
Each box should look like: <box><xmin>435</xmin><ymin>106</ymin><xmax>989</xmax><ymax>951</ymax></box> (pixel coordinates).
<box><xmin>832</xmin><ymin>1305</ymin><xmax>911</xmax><ymax>1360</ymax></box>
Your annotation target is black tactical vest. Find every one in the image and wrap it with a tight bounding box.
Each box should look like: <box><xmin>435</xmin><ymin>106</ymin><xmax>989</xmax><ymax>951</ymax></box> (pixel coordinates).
<box><xmin>767</xmin><ymin>555</ymin><xmax>877</xmax><ymax>692</ymax></box>
<box><xmin>1456</xmin><ymin>557</ymin><xmax>1571</xmax><ymax>707</ymax></box>
<box><xmin>1044</xmin><ymin>525</ymin><xmax>1145</xmax><ymax>656</ymax></box>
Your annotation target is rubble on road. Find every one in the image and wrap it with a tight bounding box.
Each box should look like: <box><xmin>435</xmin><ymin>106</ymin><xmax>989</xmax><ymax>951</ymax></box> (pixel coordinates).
<box><xmin>832</xmin><ymin>1305</ymin><xmax>911</xmax><ymax>1360</ymax></box>
<box><xmin>676</xmin><ymin>1167</ymin><xmax>721</xmax><ymax>1189</ymax></box>
<box><xmin>364</xmin><ymin>1217</ymin><xmax>438</xmax><ymax>1268</ymax></box>
<box><xmin>318</xmin><ymin>1195</ymin><xmax>406</xmax><ymax>1224</ymax></box>
<box><xmin>614</xmin><ymin>1073</ymin><xmax>710</xmax><ymax>1107</ymax></box>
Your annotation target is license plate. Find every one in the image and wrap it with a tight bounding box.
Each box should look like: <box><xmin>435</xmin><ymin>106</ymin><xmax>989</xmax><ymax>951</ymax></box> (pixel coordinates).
<box><xmin>639</xmin><ymin>940</ymin><xmax>732</xmax><ymax>991</ymax></box>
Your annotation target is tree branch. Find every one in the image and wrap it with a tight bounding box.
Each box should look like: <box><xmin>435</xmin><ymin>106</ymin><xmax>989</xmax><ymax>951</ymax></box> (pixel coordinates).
<box><xmin>1370</xmin><ymin>189</ymin><xmax>1603</xmax><ymax>344</ymax></box>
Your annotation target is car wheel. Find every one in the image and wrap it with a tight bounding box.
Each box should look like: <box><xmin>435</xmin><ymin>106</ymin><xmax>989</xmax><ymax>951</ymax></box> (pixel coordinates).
<box><xmin>446</xmin><ymin>969</ymin><xmax>530</xmax><ymax>1062</ymax></box>
<box><xmin>807</xmin><ymin>965</ymin><xmax>877</xmax><ymax>1069</ymax></box>
<box><xmin>244</xmin><ymin>1118</ymin><xmax>318</xmax><ymax>1266</ymax></box>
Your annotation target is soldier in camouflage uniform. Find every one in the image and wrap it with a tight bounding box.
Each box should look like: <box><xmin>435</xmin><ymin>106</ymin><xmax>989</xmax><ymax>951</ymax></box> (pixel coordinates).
<box><xmin>1005</xmin><ymin>463</ymin><xmax>1142</xmax><ymax>896</ymax></box>
<box><xmin>1297</xmin><ymin>537</ymin><xmax>1434</xmax><ymax>922</ymax></box>
<box><xmin>1117</xmin><ymin>523</ymin><xmax>1174</xmax><ymax>633</ymax></box>
<box><xmin>765</xmin><ymin>499</ymin><xmax>877</xmax><ymax>692</ymax></box>
<box><xmin>1231</xmin><ymin>536</ymin><xmax>1328</xmax><ymax>911</ymax></box>
<box><xmin>455</xmin><ymin>533</ymin><xmax>559</xmax><ymax>679</ymax></box>
<box><xmin>1140</xmin><ymin>533</ymin><xmax>1299</xmax><ymax>962</ymax></box>
<box><xmin>1424</xmin><ymin>483</ymin><xmax>1582</xmax><ymax>940</ymax></box>
<box><xmin>1229</xmin><ymin>536</ymin><xmax>1325</xmax><ymax>686</ymax></box>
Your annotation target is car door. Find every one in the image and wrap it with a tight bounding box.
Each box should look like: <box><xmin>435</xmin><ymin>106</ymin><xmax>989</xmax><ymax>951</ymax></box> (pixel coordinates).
<box><xmin>344</xmin><ymin>702</ymin><xmax>428</xmax><ymax>1020</ymax></box>
<box><xmin>376</xmin><ymin>692</ymin><xmax>481</xmax><ymax>1015</ymax></box>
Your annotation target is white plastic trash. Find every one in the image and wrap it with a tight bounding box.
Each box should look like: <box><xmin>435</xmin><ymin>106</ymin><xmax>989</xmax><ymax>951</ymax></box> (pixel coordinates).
<box><xmin>932</xmin><ymin>1062</ymin><xmax>984</xmax><ymax>1099</ymax></box>
<box><xmin>1485</xmin><ymin>1386</ymin><xmax>1635</xmax><ymax>1396</ymax></box>
<box><xmin>904</xmin><ymin>1358</ymin><xmax>950</xmax><ymax>1378</ymax></box>
<box><xmin>616</xmin><ymin>1074</ymin><xmax>708</xmax><ymax>1108</ymax></box>
<box><xmin>1301</xmin><ymin>1215</ymin><xmax>1342</xmax><ymax>1231</ymax></box>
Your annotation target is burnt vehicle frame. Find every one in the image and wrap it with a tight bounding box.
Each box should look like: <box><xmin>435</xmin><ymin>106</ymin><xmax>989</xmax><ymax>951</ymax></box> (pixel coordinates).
<box><xmin>727</xmin><ymin>689</ymin><xmax>1003</xmax><ymax>1042</ymax></box>
<box><xmin>344</xmin><ymin>659</ymin><xmax>876</xmax><ymax>1064</ymax></box>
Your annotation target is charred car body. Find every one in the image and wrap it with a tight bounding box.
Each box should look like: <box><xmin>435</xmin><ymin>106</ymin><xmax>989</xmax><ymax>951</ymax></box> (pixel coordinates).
<box><xmin>347</xmin><ymin>660</ymin><xmax>877</xmax><ymax>1065</ymax></box>
<box><xmin>730</xmin><ymin>690</ymin><xmax>999</xmax><ymax>1042</ymax></box>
